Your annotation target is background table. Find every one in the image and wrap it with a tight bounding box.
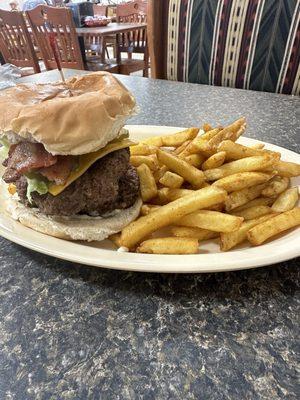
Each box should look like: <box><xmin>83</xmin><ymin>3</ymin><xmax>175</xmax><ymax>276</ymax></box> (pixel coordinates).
<box><xmin>0</xmin><ymin>70</ymin><xmax>299</xmax><ymax>399</ymax></box>
<box><xmin>76</xmin><ymin>22</ymin><xmax>147</xmax><ymax>63</ymax></box>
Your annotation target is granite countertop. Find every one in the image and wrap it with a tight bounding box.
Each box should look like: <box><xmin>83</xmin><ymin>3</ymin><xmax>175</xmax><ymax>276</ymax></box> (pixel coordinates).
<box><xmin>0</xmin><ymin>71</ymin><xmax>299</xmax><ymax>399</ymax></box>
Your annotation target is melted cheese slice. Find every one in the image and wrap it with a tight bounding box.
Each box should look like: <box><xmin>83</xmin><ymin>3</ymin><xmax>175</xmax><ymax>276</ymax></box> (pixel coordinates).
<box><xmin>48</xmin><ymin>138</ymin><xmax>134</xmax><ymax>196</ymax></box>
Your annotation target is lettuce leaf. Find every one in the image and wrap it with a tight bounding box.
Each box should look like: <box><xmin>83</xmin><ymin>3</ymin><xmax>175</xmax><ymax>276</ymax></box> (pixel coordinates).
<box><xmin>25</xmin><ymin>173</ymin><xmax>49</xmax><ymax>203</ymax></box>
<box><xmin>0</xmin><ymin>138</ymin><xmax>9</xmax><ymax>161</ymax></box>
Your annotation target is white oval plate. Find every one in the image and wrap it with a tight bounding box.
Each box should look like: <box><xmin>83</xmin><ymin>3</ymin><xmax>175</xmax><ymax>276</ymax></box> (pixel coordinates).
<box><xmin>0</xmin><ymin>125</ymin><xmax>299</xmax><ymax>273</ymax></box>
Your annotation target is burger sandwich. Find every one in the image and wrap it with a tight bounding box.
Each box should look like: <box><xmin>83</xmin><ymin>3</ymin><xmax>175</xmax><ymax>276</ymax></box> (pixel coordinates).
<box><xmin>0</xmin><ymin>72</ymin><xmax>142</xmax><ymax>241</ymax></box>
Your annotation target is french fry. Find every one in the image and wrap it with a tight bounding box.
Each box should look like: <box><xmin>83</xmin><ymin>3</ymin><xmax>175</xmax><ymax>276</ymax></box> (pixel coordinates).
<box><xmin>251</xmin><ymin>143</ymin><xmax>265</xmax><ymax>150</ymax></box>
<box><xmin>184</xmin><ymin>154</ymin><xmax>205</xmax><ymax>167</ymax></box>
<box><xmin>220</xmin><ymin>214</ymin><xmax>277</xmax><ymax>251</ymax></box>
<box><xmin>174</xmin><ymin>140</ymin><xmax>191</xmax><ymax>155</ymax></box>
<box><xmin>120</xmin><ymin>186</ymin><xmax>227</xmax><ymax>248</ymax></box>
<box><xmin>202</xmin><ymin>151</ymin><xmax>226</xmax><ymax>170</ymax></box>
<box><xmin>200</xmin><ymin>127</ymin><xmax>222</xmax><ymax>141</ymax></box>
<box><xmin>272</xmin><ymin>160</ymin><xmax>300</xmax><ymax>177</ymax></box>
<box><xmin>170</xmin><ymin>226</ymin><xmax>219</xmax><ymax>241</ymax></box>
<box><xmin>158</xmin><ymin>188</ymin><xmax>194</xmax><ymax>203</ymax></box>
<box><xmin>202</xmin><ymin>123</ymin><xmax>213</xmax><ymax>132</ymax></box>
<box><xmin>130</xmin><ymin>155</ymin><xmax>159</xmax><ymax>171</ymax></box>
<box><xmin>186</xmin><ymin>137</ymin><xmax>213</xmax><ymax>156</ymax></box>
<box><xmin>231</xmin><ymin>205</ymin><xmax>272</xmax><ymax>220</ymax></box>
<box><xmin>137</xmin><ymin>164</ymin><xmax>158</xmax><ymax>202</ymax></box>
<box><xmin>247</xmin><ymin>207</ymin><xmax>300</xmax><ymax>245</ymax></box>
<box><xmin>159</xmin><ymin>171</ymin><xmax>184</xmax><ymax>188</ymax></box>
<box><xmin>153</xmin><ymin>165</ymin><xmax>168</xmax><ymax>182</ymax></box>
<box><xmin>204</xmin><ymin>154</ymin><xmax>278</xmax><ymax>181</ymax></box>
<box><xmin>141</xmin><ymin>136</ymin><xmax>163</xmax><ymax>147</ymax></box>
<box><xmin>157</xmin><ymin>149</ymin><xmax>205</xmax><ymax>188</ymax></box>
<box><xmin>140</xmin><ymin>204</ymin><xmax>161</xmax><ymax>215</ymax></box>
<box><xmin>161</xmin><ymin>128</ymin><xmax>199</xmax><ymax>147</ymax></box>
<box><xmin>137</xmin><ymin>237</ymin><xmax>199</xmax><ymax>254</ymax></box>
<box><xmin>232</xmin><ymin>197</ymin><xmax>274</xmax><ymax>212</ymax></box>
<box><xmin>130</xmin><ymin>144</ymin><xmax>157</xmax><ymax>155</ymax></box>
<box><xmin>225</xmin><ymin>183</ymin><xmax>267</xmax><ymax>212</ymax></box>
<box><xmin>207</xmin><ymin>117</ymin><xmax>246</xmax><ymax>149</ymax></box>
<box><xmin>261</xmin><ymin>176</ymin><xmax>290</xmax><ymax>197</ymax></box>
<box><xmin>212</xmin><ymin>172</ymin><xmax>272</xmax><ymax>192</ymax></box>
<box><xmin>176</xmin><ymin>210</ymin><xmax>243</xmax><ymax>233</ymax></box>
<box><xmin>218</xmin><ymin>140</ymin><xmax>279</xmax><ymax>160</ymax></box>
<box><xmin>271</xmin><ymin>187</ymin><xmax>299</xmax><ymax>212</ymax></box>
<box><xmin>109</xmin><ymin>233</ymin><xmax>122</xmax><ymax>247</ymax></box>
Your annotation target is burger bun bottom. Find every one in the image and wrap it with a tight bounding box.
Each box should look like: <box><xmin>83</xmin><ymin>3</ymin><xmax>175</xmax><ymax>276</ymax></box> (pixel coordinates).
<box><xmin>6</xmin><ymin>196</ymin><xmax>142</xmax><ymax>242</ymax></box>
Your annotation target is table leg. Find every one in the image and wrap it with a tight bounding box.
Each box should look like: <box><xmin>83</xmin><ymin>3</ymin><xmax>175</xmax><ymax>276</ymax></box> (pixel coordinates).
<box><xmin>116</xmin><ymin>33</ymin><xmax>121</xmax><ymax>73</ymax></box>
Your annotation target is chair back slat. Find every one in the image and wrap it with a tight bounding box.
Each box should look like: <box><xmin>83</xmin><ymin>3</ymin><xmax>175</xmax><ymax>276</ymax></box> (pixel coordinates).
<box><xmin>26</xmin><ymin>5</ymin><xmax>85</xmax><ymax>70</ymax></box>
<box><xmin>0</xmin><ymin>9</ymin><xmax>40</xmax><ymax>73</ymax></box>
<box><xmin>116</xmin><ymin>1</ymin><xmax>147</xmax><ymax>54</ymax></box>
<box><xmin>93</xmin><ymin>5</ymin><xmax>108</xmax><ymax>17</ymax></box>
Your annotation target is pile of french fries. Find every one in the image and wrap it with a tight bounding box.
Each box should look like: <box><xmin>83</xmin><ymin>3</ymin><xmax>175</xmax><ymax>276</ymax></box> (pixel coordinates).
<box><xmin>111</xmin><ymin>117</ymin><xmax>300</xmax><ymax>254</ymax></box>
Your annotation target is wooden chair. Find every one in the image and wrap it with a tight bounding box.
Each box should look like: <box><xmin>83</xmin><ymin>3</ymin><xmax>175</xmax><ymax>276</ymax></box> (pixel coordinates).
<box><xmin>0</xmin><ymin>9</ymin><xmax>40</xmax><ymax>75</ymax></box>
<box><xmin>26</xmin><ymin>5</ymin><xmax>85</xmax><ymax>70</ymax></box>
<box><xmin>93</xmin><ymin>5</ymin><xmax>107</xmax><ymax>17</ymax></box>
<box><xmin>115</xmin><ymin>0</ymin><xmax>148</xmax><ymax>76</ymax></box>
<box><xmin>148</xmin><ymin>0</ymin><xmax>300</xmax><ymax>95</ymax></box>
<box><xmin>26</xmin><ymin>5</ymin><xmax>117</xmax><ymax>72</ymax></box>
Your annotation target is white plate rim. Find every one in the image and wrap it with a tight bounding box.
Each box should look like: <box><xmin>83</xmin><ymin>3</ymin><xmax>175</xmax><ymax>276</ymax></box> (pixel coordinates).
<box><xmin>0</xmin><ymin>125</ymin><xmax>299</xmax><ymax>273</ymax></box>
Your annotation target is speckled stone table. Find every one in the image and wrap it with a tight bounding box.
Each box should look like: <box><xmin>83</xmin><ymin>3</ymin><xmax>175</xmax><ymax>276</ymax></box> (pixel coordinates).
<box><xmin>0</xmin><ymin>70</ymin><xmax>299</xmax><ymax>399</ymax></box>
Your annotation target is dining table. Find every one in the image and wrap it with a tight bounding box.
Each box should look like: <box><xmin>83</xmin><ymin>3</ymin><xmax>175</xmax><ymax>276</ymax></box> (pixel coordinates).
<box><xmin>76</xmin><ymin>22</ymin><xmax>147</xmax><ymax>64</ymax></box>
<box><xmin>0</xmin><ymin>69</ymin><xmax>299</xmax><ymax>399</ymax></box>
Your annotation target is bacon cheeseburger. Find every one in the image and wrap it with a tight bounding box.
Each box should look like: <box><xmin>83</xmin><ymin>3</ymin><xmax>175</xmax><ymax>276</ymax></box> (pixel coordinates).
<box><xmin>0</xmin><ymin>72</ymin><xmax>141</xmax><ymax>241</ymax></box>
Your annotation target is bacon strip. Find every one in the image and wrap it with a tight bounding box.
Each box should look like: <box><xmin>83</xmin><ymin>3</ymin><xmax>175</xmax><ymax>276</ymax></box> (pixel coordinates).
<box><xmin>2</xmin><ymin>142</ymin><xmax>57</xmax><ymax>183</ymax></box>
<box><xmin>39</xmin><ymin>156</ymin><xmax>75</xmax><ymax>185</ymax></box>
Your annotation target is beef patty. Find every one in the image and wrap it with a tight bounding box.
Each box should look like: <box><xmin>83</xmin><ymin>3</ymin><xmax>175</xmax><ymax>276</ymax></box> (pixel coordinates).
<box><xmin>15</xmin><ymin>148</ymin><xmax>140</xmax><ymax>216</ymax></box>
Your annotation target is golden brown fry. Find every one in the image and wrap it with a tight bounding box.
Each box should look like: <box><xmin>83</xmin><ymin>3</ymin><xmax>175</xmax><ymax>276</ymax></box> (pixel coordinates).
<box><xmin>208</xmin><ymin>118</ymin><xmax>246</xmax><ymax>149</ymax></box>
<box><xmin>218</xmin><ymin>140</ymin><xmax>279</xmax><ymax>160</ymax></box>
<box><xmin>141</xmin><ymin>136</ymin><xmax>163</xmax><ymax>147</ymax></box>
<box><xmin>201</xmin><ymin>151</ymin><xmax>226</xmax><ymax>171</ymax></box>
<box><xmin>161</xmin><ymin>128</ymin><xmax>199</xmax><ymax>147</ymax></box>
<box><xmin>130</xmin><ymin>144</ymin><xmax>157</xmax><ymax>156</ymax></box>
<box><xmin>184</xmin><ymin>153</ymin><xmax>205</xmax><ymax>167</ymax></box>
<box><xmin>137</xmin><ymin>164</ymin><xmax>158</xmax><ymax>202</ymax></box>
<box><xmin>177</xmin><ymin>210</ymin><xmax>243</xmax><ymax>233</ymax></box>
<box><xmin>159</xmin><ymin>171</ymin><xmax>184</xmax><ymax>188</ymax></box>
<box><xmin>202</xmin><ymin>123</ymin><xmax>213</xmax><ymax>132</ymax></box>
<box><xmin>140</xmin><ymin>204</ymin><xmax>161</xmax><ymax>216</ymax></box>
<box><xmin>232</xmin><ymin>197</ymin><xmax>274</xmax><ymax>212</ymax></box>
<box><xmin>158</xmin><ymin>188</ymin><xmax>194</xmax><ymax>203</ymax></box>
<box><xmin>200</xmin><ymin>127</ymin><xmax>222</xmax><ymax>141</ymax></box>
<box><xmin>247</xmin><ymin>207</ymin><xmax>300</xmax><ymax>245</ymax></box>
<box><xmin>261</xmin><ymin>176</ymin><xmax>290</xmax><ymax>197</ymax></box>
<box><xmin>272</xmin><ymin>160</ymin><xmax>300</xmax><ymax>177</ymax></box>
<box><xmin>120</xmin><ymin>186</ymin><xmax>227</xmax><ymax>248</ymax></box>
<box><xmin>225</xmin><ymin>183</ymin><xmax>267</xmax><ymax>212</ymax></box>
<box><xmin>212</xmin><ymin>172</ymin><xmax>272</xmax><ymax>192</ymax></box>
<box><xmin>130</xmin><ymin>155</ymin><xmax>159</xmax><ymax>171</ymax></box>
<box><xmin>186</xmin><ymin>137</ymin><xmax>213</xmax><ymax>157</ymax></box>
<box><xmin>109</xmin><ymin>233</ymin><xmax>122</xmax><ymax>247</ymax></box>
<box><xmin>171</xmin><ymin>226</ymin><xmax>219</xmax><ymax>241</ymax></box>
<box><xmin>174</xmin><ymin>140</ymin><xmax>191</xmax><ymax>155</ymax></box>
<box><xmin>204</xmin><ymin>154</ymin><xmax>278</xmax><ymax>181</ymax></box>
<box><xmin>137</xmin><ymin>237</ymin><xmax>199</xmax><ymax>254</ymax></box>
<box><xmin>220</xmin><ymin>214</ymin><xmax>277</xmax><ymax>251</ymax></box>
<box><xmin>231</xmin><ymin>205</ymin><xmax>272</xmax><ymax>220</ymax></box>
<box><xmin>271</xmin><ymin>187</ymin><xmax>299</xmax><ymax>212</ymax></box>
<box><xmin>153</xmin><ymin>165</ymin><xmax>168</xmax><ymax>182</ymax></box>
<box><xmin>250</xmin><ymin>143</ymin><xmax>265</xmax><ymax>150</ymax></box>
<box><xmin>157</xmin><ymin>149</ymin><xmax>205</xmax><ymax>188</ymax></box>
